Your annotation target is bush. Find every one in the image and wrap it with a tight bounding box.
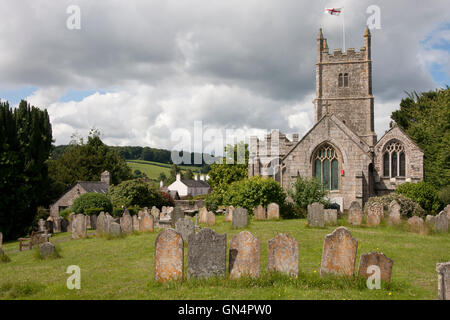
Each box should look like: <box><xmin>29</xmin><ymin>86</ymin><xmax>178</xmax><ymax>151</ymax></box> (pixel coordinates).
<box><xmin>157</xmin><ymin>191</ymin><xmax>175</xmax><ymax>208</ymax></box>
<box><xmin>395</xmin><ymin>181</ymin><xmax>443</xmax><ymax>214</ymax></box>
<box><xmin>107</xmin><ymin>179</ymin><xmax>162</xmax><ymax>208</ymax></box>
<box><xmin>58</xmin><ymin>208</ymin><xmax>73</xmax><ymax>220</ymax></box>
<box><xmin>71</xmin><ymin>193</ymin><xmax>113</xmax><ymax>215</ymax></box>
<box><xmin>222</xmin><ymin>176</ymin><xmax>286</xmax><ymax>213</ymax></box>
<box><xmin>364</xmin><ymin>193</ymin><xmax>425</xmax><ymax>218</ymax></box>
<box><xmin>438</xmin><ymin>185</ymin><xmax>450</xmax><ymax>206</ymax></box>
<box><xmin>84</xmin><ymin>208</ymin><xmax>105</xmax><ymax>216</ymax></box>
<box><xmin>280</xmin><ymin>202</ymin><xmax>307</xmax><ymax>219</ymax></box>
<box><xmin>287</xmin><ymin>176</ymin><xmax>329</xmax><ymax>209</ymax></box>
<box><xmin>205</xmin><ymin>192</ymin><xmax>222</xmax><ymax>211</ymax></box>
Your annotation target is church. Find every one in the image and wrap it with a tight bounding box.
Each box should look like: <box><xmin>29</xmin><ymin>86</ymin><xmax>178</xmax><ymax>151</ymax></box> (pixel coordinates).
<box><xmin>248</xmin><ymin>27</ymin><xmax>424</xmax><ymax>211</ymax></box>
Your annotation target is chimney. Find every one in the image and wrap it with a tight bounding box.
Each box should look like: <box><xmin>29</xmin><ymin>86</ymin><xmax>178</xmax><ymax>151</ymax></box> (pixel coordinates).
<box><xmin>101</xmin><ymin>171</ymin><xmax>110</xmax><ymax>186</ymax></box>
<box><xmin>176</xmin><ymin>173</ymin><xmax>181</xmax><ymax>181</ymax></box>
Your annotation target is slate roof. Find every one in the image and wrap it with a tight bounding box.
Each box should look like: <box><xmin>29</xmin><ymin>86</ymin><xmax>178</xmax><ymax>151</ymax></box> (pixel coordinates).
<box><xmin>180</xmin><ymin>179</ymin><xmax>210</xmax><ymax>188</ymax></box>
<box><xmin>78</xmin><ymin>181</ymin><xmax>109</xmax><ymax>194</ymax></box>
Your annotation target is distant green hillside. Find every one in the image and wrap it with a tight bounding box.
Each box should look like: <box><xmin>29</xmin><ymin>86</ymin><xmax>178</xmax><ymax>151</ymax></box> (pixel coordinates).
<box><xmin>126</xmin><ymin>160</ymin><xmax>203</xmax><ymax>181</ymax></box>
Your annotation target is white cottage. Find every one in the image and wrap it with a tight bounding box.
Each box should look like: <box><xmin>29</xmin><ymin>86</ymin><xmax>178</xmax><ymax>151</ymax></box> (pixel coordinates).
<box><xmin>166</xmin><ymin>174</ymin><xmax>210</xmax><ymax>198</ymax></box>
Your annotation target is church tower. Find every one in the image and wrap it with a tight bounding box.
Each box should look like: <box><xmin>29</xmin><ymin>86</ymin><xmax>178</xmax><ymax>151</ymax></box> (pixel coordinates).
<box><xmin>314</xmin><ymin>27</ymin><xmax>377</xmax><ymax>146</ymax></box>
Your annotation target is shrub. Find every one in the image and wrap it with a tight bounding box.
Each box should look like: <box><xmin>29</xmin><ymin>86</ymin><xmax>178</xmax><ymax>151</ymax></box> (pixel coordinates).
<box><xmin>222</xmin><ymin>176</ymin><xmax>286</xmax><ymax>213</ymax></box>
<box><xmin>107</xmin><ymin>179</ymin><xmax>162</xmax><ymax>208</ymax></box>
<box><xmin>205</xmin><ymin>191</ymin><xmax>222</xmax><ymax>211</ymax></box>
<box><xmin>84</xmin><ymin>208</ymin><xmax>105</xmax><ymax>216</ymax></box>
<box><xmin>157</xmin><ymin>191</ymin><xmax>175</xmax><ymax>208</ymax></box>
<box><xmin>438</xmin><ymin>185</ymin><xmax>450</xmax><ymax>206</ymax></box>
<box><xmin>395</xmin><ymin>181</ymin><xmax>443</xmax><ymax>214</ymax></box>
<box><xmin>280</xmin><ymin>202</ymin><xmax>307</xmax><ymax>219</ymax></box>
<box><xmin>364</xmin><ymin>193</ymin><xmax>425</xmax><ymax>218</ymax></box>
<box><xmin>71</xmin><ymin>193</ymin><xmax>113</xmax><ymax>215</ymax></box>
<box><xmin>287</xmin><ymin>176</ymin><xmax>329</xmax><ymax>209</ymax></box>
<box><xmin>58</xmin><ymin>208</ymin><xmax>73</xmax><ymax>220</ymax></box>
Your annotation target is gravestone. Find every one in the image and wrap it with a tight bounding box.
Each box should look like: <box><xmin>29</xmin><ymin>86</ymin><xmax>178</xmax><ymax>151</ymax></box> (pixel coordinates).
<box><xmin>72</xmin><ymin>214</ymin><xmax>87</xmax><ymax>239</ymax></box>
<box><xmin>267</xmin><ymin>203</ymin><xmax>280</xmax><ymax>220</ymax></box>
<box><xmin>229</xmin><ymin>231</ymin><xmax>260</xmax><ymax>279</ymax></box>
<box><xmin>40</xmin><ymin>242</ymin><xmax>55</xmax><ymax>258</ymax></box>
<box><xmin>90</xmin><ymin>214</ymin><xmax>98</xmax><ymax>230</ymax></box>
<box><xmin>253</xmin><ymin>205</ymin><xmax>266</xmax><ymax>221</ymax></box>
<box><xmin>175</xmin><ymin>217</ymin><xmax>195</xmax><ymax>243</ymax></box>
<box><xmin>436</xmin><ymin>262</ymin><xmax>450</xmax><ymax>300</ymax></box>
<box><xmin>140</xmin><ymin>213</ymin><xmax>154</xmax><ymax>232</ymax></box>
<box><xmin>324</xmin><ymin>209</ymin><xmax>338</xmax><ymax>226</ymax></box>
<box><xmin>86</xmin><ymin>215</ymin><xmax>91</xmax><ymax>229</ymax></box>
<box><xmin>307</xmin><ymin>202</ymin><xmax>324</xmax><ymax>227</ymax></box>
<box><xmin>435</xmin><ymin>211</ymin><xmax>448</xmax><ymax>233</ymax></box>
<box><xmin>120</xmin><ymin>213</ymin><xmax>133</xmax><ymax>234</ymax></box>
<box><xmin>167</xmin><ymin>207</ymin><xmax>174</xmax><ymax>218</ymax></box>
<box><xmin>206</xmin><ymin>211</ymin><xmax>216</xmax><ymax>226</ymax></box>
<box><xmin>187</xmin><ymin>228</ymin><xmax>227</xmax><ymax>279</ymax></box>
<box><xmin>232</xmin><ymin>207</ymin><xmax>248</xmax><ymax>229</ymax></box>
<box><xmin>132</xmin><ymin>215</ymin><xmax>140</xmax><ymax>231</ymax></box>
<box><xmin>445</xmin><ymin>204</ymin><xmax>450</xmax><ymax>220</ymax></box>
<box><xmin>96</xmin><ymin>212</ymin><xmax>106</xmax><ymax>235</ymax></box>
<box><xmin>138</xmin><ymin>210</ymin><xmax>144</xmax><ymax>220</ymax></box>
<box><xmin>367</xmin><ymin>211</ymin><xmax>381</xmax><ymax>227</ymax></box>
<box><xmin>267</xmin><ymin>234</ymin><xmax>298</xmax><ymax>276</ymax></box>
<box><xmin>389</xmin><ymin>200</ymin><xmax>401</xmax><ymax>217</ymax></box>
<box><xmin>225</xmin><ymin>206</ymin><xmax>234</xmax><ymax>222</ymax></box>
<box><xmin>171</xmin><ymin>207</ymin><xmax>184</xmax><ymax>228</ymax></box>
<box><xmin>387</xmin><ymin>201</ymin><xmax>401</xmax><ymax>225</ymax></box>
<box><xmin>109</xmin><ymin>222</ymin><xmax>122</xmax><ymax>237</ymax></box>
<box><xmin>407</xmin><ymin>216</ymin><xmax>425</xmax><ymax>234</ymax></box>
<box><xmin>151</xmin><ymin>206</ymin><xmax>160</xmax><ymax>220</ymax></box>
<box><xmin>425</xmin><ymin>215</ymin><xmax>436</xmax><ymax>229</ymax></box>
<box><xmin>38</xmin><ymin>219</ymin><xmax>46</xmax><ymax>232</ymax></box>
<box><xmin>199</xmin><ymin>207</ymin><xmax>208</xmax><ymax>224</ymax></box>
<box><xmin>358</xmin><ymin>252</ymin><xmax>394</xmax><ymax>283</ymax></box>
<box><xmin>53</xmin><ymin>217</ymin><xmax>62</xmax><ymax>233</ymax></box>
<box><xmin>154</xmin><ymin>229</ymin><xmax>184</xmax><ymax>282</ymax></box>
<box><xmin>320</xmin><ymin>227</ymin><xmax>358</xmax><ymax>276</ymax></box>
<box><xmin>368</xmin><ymin>202</ymin><xmax>384</xmax><ymax>220</ymax></box>
<box><xmin>348</xmin><ymin>201</ymin><xmax>363</xmax><ymax>226</ymax></box>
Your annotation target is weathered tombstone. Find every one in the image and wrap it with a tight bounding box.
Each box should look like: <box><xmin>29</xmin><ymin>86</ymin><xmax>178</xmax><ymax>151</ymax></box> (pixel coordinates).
<box><xmin>206</xmin><ymin>211</ymin><xmax>216</xmax><ymax>226</ymax></box>
<box><xmin>435</xmin><ymin>211</ymin><xmax>449</xmax><ymax>233</ymax></box>
<box><xmin>320</xmin><ymin>227</ymin><xmax>358</xmax><ymax>276</ymax></box>
<box><xmin>40</xmin><ymin>242</ymin><xmax>55</xmax><ymax>258</ymax></box>
<box><xmin>253</xmin><ymin>205</ymin><xmax>266</xmax><ymax>221</ymax></box>
<box><xmin>407</xmin><ymin>216</ymin><xmax>425</xmax><ymax>234</ymax></box>
<box><xmin>225</xmin><ymin>206</ymin><xmax>234</xmax><ymax>222</ymax></box>
<box><xmin>324</xmin><ymin>209</ymin><xmax>338</xmax><ymax>226</ymax></box>
<box><xmin>175</xmin><ymin>217</ymin><xmax>195</xmax><ymax>243</ymax></box>
<box><xmin>140</xmin><ymin>213</ymin><xmax>154</xmax><ymax>232</ymax></box>
<box><xmin>229</xmin><ymin>231</ymin><xmax>260</xmax><ymax>279</ymax></box>
<box><xmin>358</xmin><ymin>252</ymin><xmax>394</xmax><ymax>283</ymax></box>
<box><xmin>154</xmin><ymin>229</ymin><xmax>184</xmax><ymax>282</ymax></box>
<box><xmin>90</xmin><ymin>214</ymin><xmax>98</xmax><ymax>230</ymax></box>
<box><xmin>68</xmin><ymin>213</ymin><xmax>75</xmax><ymax>232</ymax></box>
<box><xmin>389</xmin><ymin>200</ymin><xmax>401</xmax><ymax>217</ymax></box>
<box><xmin>367</xmin><ymin>211</ymin><xmax>381</xmax><ymax>227</ymax></box>
<box><xmin>436</xmin><ymin>262</ymin><xmax>450</xmax><ymax>300</ymax></box>
<box><xmin>348</xmin><ymin>201</ymin><xmax>363</xmax><ymax>226</ymax></box>
<box><xmin>187</xmin><ymin>228</ymin><xmax>227</xmax><ymax>279</ymax></box>
<box><xmin>151</xmin><ymin>206</ymin><xmax>160</xmax><ymax>220</ymax></box>
<box><xmin>368</xmin><ymin>202</ymin><xmax>384</xmax><ymax>220</ymax></box>
<box><xmin>171</xmin><ymin>207</ymin><xmax>184</xmax><ymax>228</ymax></box>
<box><xmin>267</xmin><ymin>203</ymin><xmax>280</xmax><ymax>220</ymax></box>
<box><xmin>38</xmin><ymin>219</ymin><xmax>46</xmax><ymax>232</ymax></box>
<box><xmin>199</xmin><ymin>207</ymin><xmax>208</xmax><ymax>224</ymax></box>
<box><xmin>444</xmin><ymin>204</ymin><xmax>450</xmax><ymax>220</ymax></box>
<box><xmin>120</xmin><ymin>213</ymin><xmax>133</xmax><ymax>234</ymax></box>
<box><xmin>307</xmin><ymin>202</ymin><xmax>324</xmax><ymax>227</ymax></box>
<box><xmin>109</xmin><ymin>222</ymin><xmax>122</xmax><ymax>237</ymax></box>
<box><xmin>72</xmin><ymin>214</ymin><xmax>87</xmax><ymax>239</ymax></box>
<box><xmin>138</xmin><ymin>210</ymin><xmax>144</xmax><ymax>220</ymax></box>
<box><xmin>53</xmin><ymin>217</ymin><xmax>62</xmax><ymax>233</ymax></box>
<box><xmin>232</xmin><ymin>207</ymin><xmax>249</xmax><ymax>229</ymax></box>
<box><xmin>267</xmin><ymin>234</ymin><xmax>298</xmax><ymax>276</ymax></box>
<box><xmin>96</xmin><ymin>212</ymin><xmax>106</xmax><ymax>235</ymax></box>
<box><xmin>132</xmin><ymin>215</ymin><xmax>140</xmax><ymax>231</ymax></box>
<box><xmin>425</xmin><ymin>215</ymin><xmax>436</xmax><ymax>229</ymax></box>
<box><xmin>167</xmin><ymin>207</ymin><xmax>174</xmax><ymax>218</ymax></box>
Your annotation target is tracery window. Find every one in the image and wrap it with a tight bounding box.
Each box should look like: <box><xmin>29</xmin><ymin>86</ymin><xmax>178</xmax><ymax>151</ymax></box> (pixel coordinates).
<box><xmin>314</xmin><ymin>144</ymin><xmax>339</xmax><ymax>190</ymax></box>
<box><xmin>383</xmin><ymin>141</ymin><xmax>406</xmax><ymax>178</ymax></box>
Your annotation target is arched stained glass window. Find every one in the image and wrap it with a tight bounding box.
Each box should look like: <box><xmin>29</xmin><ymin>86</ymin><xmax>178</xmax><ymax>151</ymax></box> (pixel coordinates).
<box><xmin>313</xmin><ymin>144</ymin><xmax>339</xmax><ymax>191</ymax></box>
<box><xmin>383</xmin><ymin>141</ymin><xmax>406</xmax><ymax>178</ymax></box>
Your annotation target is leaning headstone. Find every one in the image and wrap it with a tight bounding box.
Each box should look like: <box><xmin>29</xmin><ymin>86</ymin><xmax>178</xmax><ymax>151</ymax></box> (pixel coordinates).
<box><xmin>253</xmin><ymin>205</ymin><xmax>266</xmax><ymax>221</ymax></box>
<box><xmin>267</xmin><ymin>234</ymin><xmax>298</xmax><ymax>276</ymax></box>
<box><xmin>187</xmin><ymin>228</ymin><xmax>227</xmax><ymax>279</ymax></box>
<box><xmin>367</xmin><ymin>211</ymin><xmax>381</xmax><ymax>227</ymax></box>
<box><xmin>151</xmin><ymin>206</ymin><xmax>160</xmax><ymax>220</ymax></box>
<box><xmin>96</xmin><ymin>212</ymin><xmax>106</xmax><ymax>235</ymax></box>
<box><xmin>232</xmin><ymin>207</ymin><xmax>249</xmax><ymax>229</ymax></box>
<box><xmin>320</xmin><ymin>227</ymin><xmax>358</xmax><ymax>276</ymax></box>
<box><xmin>425</xmin><ymin>215</ymin><xmax>436</xmax><ymax>229</ymax></box>
<box><xmin>307</xmin><ymin>202</ymin><xmax>324</xmax><ymax>227</ymax></box>
<box><xmin>206</xmin><ymin>211</ymin><xmax>216</xmax><ymax>226</ymax></box>
<box><xmin>358</xmin><ymin>252</ymin><xmax>394</xmax><ymax>283</ymax></box>
<box><xmin>407</xmin><ymin>216</ymin><xmax>425</xmax><ymax>234</ymax></box>
<box><xmin>109</xmin><ymin>222</ymin><xmax>122</xmax><ymax>237</ymax></box>
<box><xmin>435</xmin><ymin>211</ymin><xmax>449</xmax><ymax>233</ymax></box>
<box><xmin>348</xmin><ymin>201</ymin><xmax>363</xmax><ymax>226</ymax></box>
<box><xmin>72</xmin><ymin>214</ymin><xmax>87</xmax><ymax>239</ymax></box>
<box><xmin>225</xmin><ymin>206</ymin><xmax>234</xmax><ymax>222</ymax></box>
<box><xmin>324</xmin><ymin>209</ymin><xmax>338</xmax><ymax>226</ymax></box>
<box><xmin>40</xmin><ymin>242</ymin><xmax>55</xmax><ymax>259</ymax></box>
<box><xmin>171</xmin><ymin>207</ymin><xmax>184</xmax><ymax>228</ymax></box>
<box><xmin>120</xmin><ymin>213</ymin><xmax>133</xmax><ymax>234</ymax></box>
<box><xmin>368</xmin><ymin>202</ymin><xmax>384</xmax><ymax>220</ymax></box>
<box><xmin>267</xmin><ymin>203</ymin><xmax>280</xmax><ymax>220</ymax></box>
<box><xmin>229</xmin><ymin>231</ymin><xmax>260</xmax><ymax>279</ymax></box>
<box><xmin>175</xmin><ymin>217</ymin><xmax>195</xmax><ymax>243</ymax></box>
<box><xmin>154</xmin><ymin>229</ymin><xmax>184</xmax><ymax>282</ymax></box>
<box><xmin>132</xmin><ymin>215</ymin><xmax>140</xmax><ymax>231</ymax></box>
<box><xmin>199</xmin><ymin>207</ymin><xmax>208</xmax><ymax>224</ymax></box>
<box><xmin>436</xmin><ymin>262</ymin><xmax>450</xmax><ymax>300</ymax></box>
<box><xmin>140</xmin><ymin>213</ymin><xmax>154</xmax><ymax>232</ymax></box>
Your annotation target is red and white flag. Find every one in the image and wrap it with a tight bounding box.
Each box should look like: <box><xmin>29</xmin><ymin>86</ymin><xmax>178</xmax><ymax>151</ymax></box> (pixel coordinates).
<box><xmin>324</xmin><ymin>8</ymin><xmax>343</xmax><ymax>16</ymax></box>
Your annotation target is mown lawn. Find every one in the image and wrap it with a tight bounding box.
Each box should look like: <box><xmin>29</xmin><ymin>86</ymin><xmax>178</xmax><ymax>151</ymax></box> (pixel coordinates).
<box><xmin>0</xmin><ymin>216</ymin><xmax>448</xmax><ymax>300</ymax></box>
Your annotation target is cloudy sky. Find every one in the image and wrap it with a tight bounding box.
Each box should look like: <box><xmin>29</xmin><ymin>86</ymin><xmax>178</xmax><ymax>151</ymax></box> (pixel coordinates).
<box><xmin>0</xmin><ymin>0</ymin><xmax>448</xmax><ymax>154</ymax></box>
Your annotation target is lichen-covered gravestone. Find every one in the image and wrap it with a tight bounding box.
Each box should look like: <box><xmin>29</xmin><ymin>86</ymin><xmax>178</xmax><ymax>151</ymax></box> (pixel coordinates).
<box><xmin>407</xmin><ymin>216</ymin><xmax>425</xmax><ymax>234</ymax></box>
<box><xmin>151</xmin><ymin>206</ymin><xmax>160</xmax><ymax>220</ymax></box>
<box><xmin>187</xmin><ymin>228</ymin><xmax>227</xmax><ymax>279</ymax></box>
<box><xmin>435</xmin><ymin>211</ymin><xmax>448</xmax><ymax>233</ymax></box>
<box><xmin>132</xmin><ymin>215</ymin><xmax>140</xmax><ymax>231</ymax></box>
<box><xmin>40</xmin><ymin>242</ymin><xmax>55</xmax><ymax>259</ymax></box>
<box><xmin>324</xmin><ymin>209</ymin><xmax>338</xmax><ymax>226</ymax></box>
<box><xmin>225</xmin><ymin>206</ymin><xmax>234</xmax><ymax>222</ymax></box>
<box><xmin>388</xmin><ymin>200</ymin><xmax>402</xmax><ymax>226</ymax></box>
<box><xmin>348</xmin><ymin>201</ymin><xmax>363</xmax><ymax>226</ymax></box>
<box><xmin>358</xmin><ymin>252</ymin><xmax>393</xmax><ymax>283</ymax></box>
<box><xmin>229</xmin><ymin>231</ymin><xmax>260</xmax><ymax>279</ymax></box>
<box><xmin>109</xmin><ymin>222</ymin><xmax>122</xmax><ymax>237</ymax></box>
<box><xmin>267</xmin><ymin>203</ymin><xmax>280</xmax><ymax>220</ymax></box>
<box><xmin>140</xmin><ymin>212</ymin><xmax>154</xmax><ymax>232</ymax></box>
<box><xmin>171</xmin><ymin>207</ymin><xmax>184</xmax><ymax>228</ymax></box>
<box><xmin>199</xmin><ymin>207</ymin><xmax>208</xmax><ymax>224</ymax></box>
<box><xmin>267</xmin><ymin>234</ymin><xmax>298</xmax><ymax>276</ymax></box>
<box><xmin>253</xmin><ymin>205</ymin><xmax>266</xmax><ymax>221</ymax></box>
<box><xmin>120</xmin><ymin>213</ymin><xmax>133</xmax><ymax>234</ymax></box>
<box><xmin>175</xmin><ymin>217</ymin><xmax>195</xmax><ymax>243</ymax></box>
<box><xmin>154</xmin><ymin>229</ymin><xmax>184</xmax><ymax>282</ymax></box>
<box><xmin>96</xmin><ymin>212</ymin><xmax>106</xmax><ymax>235</ymax></box>
<box><xmin>307</xmin><ymin>203</ymin><xmax>324</xmax><ymax>227</ymax></box>
<box><xmin>206</xmin><ymin>211</ymin><xmax>216</xmax><ymax>226</ymax></box>
<box><xmin>72</xmin><ymin>214</ymin><xmax>87</xmax><ymax>239</ymax></box>
<box><xmin>425</xmin><ymin>215</ymin><xmax>436</xmax><ymax>229</ymax></box>
<box><xmin>367</xmin><ymin>211</ymin><xmax>381</xmax><ymax>227</ymax></box>
<box><xmin>320</xmin><ymin>227</ymin><xmax>358</xmax><ymax>276</ymax></box>
<box><xmin>369</xmin><ymin>202</ymin><xmax>384</xmax><ymax>220</ymax></box>
<box><xmin>38</xmin><ymin>219</ymin><xmax>46</xmax><ymax>232</ymax></box>
<box><xmin>436</xmin><ymin>262</ymin><xmax>450</xmax><ymax>300</ymax></box>
<box><xmin>232</xmin><ymin>207</ymin><xmax>248</xmax><ymax>229</ymax></box>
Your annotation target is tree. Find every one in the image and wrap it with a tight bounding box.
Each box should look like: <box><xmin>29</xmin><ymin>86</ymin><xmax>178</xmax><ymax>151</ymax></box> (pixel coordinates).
<box><xmin>107</xmin><ymin>179</ymin><xmax>162</xmax><ymax>208</ymax></box>
<box><xmin>184</xmin><ymin>169</ymin><xmax>194</xmax><ymax>180</ymax></box>
<box><xmin>0</xmin><ymin>100</ymin><xmax>53</xmax><ymax>240</ymax></box>
<box><xmin>287</xmin><ymin>176</ymin><xmax>329</xmax><ymax>209</ymax></box>
<box><xmin>158</xmin><ymin>172</ymin><xmax>167</xmax><ymax>183</ymax></box>
<box><xmin>391</xmin><ymin>88</ymin><xmax>450</xmax><ymax>189</ymax></box>
<box><xmin>71</xmin><ymin>193</ymin><xmax>113</xmax><ymax>215</ymax></box>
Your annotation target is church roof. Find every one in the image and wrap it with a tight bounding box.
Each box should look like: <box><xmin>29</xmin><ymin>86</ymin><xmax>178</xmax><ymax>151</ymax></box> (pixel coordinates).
<box><xmin>180</xmin><ymin>179</ymin><xmax>210</xmax><ymax>188</ymax></box>
<box><xmin>77</xmin><ymin>181</ymin><xmax>109</xmax><ymax>194</ymax></box>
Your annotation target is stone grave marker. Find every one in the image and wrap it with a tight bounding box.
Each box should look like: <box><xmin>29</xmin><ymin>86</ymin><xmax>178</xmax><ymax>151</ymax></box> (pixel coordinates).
<box><xmin>187</xmin><ymin>228</ymin><xmax>227</xmax><ymax>279</ymax></box>
<box><xmin>367</xmin><ymin>211</ymin><xmax>381</xmax><ymax>227</ymax></box>
<box><xmin>171</xmin><ymin>207</ymin><xmax>184</xmax><ymax>228</ymax></box>
<box><xmin>38</xmin><ymin>219</ymin><xmax>46</xmax><ymax>232</ymax></box>
<box><xmin>445</xmin><ymin>204</ymin><xmax>450</xmax><ymax>220</ymax></box>
<box><xmin>320</xmin><ymin>227</ymin><xmax>358</xmax><ymax>276</ymax></box>
<box><xmin>132</xmin><ymin>215</ymin><xmax>140</xmax><ymax>231</ymax></box>
<box><xmin>175</xmin><ymin>217</ymin><xmax>195</xmax><ymax>243</ymax></box>
<box><xmin>324</xmin><ymin>209</ymin><xmax>338</xmax><ymax>226</ymax></box>
<box><xmin>109</xmin><ymin>222</ymin><xmax>122</xmax><ymax>237</ymax></box>
<box><xmin>96</xmin><ymin>212</ymin><xmax>106</xmax><ymax>235</ymax></box>
<box><xmin>151</xmin><ymin>206</ymin><xmax>160</xmax><ymax>220</ymax></box>
<box><xmin>140</xmin><ymin>212</ymin><xmax>154</xmax><ymax>232</ymax></box>
<box><xmin>369</xmin><ymin>202</ymin><xmax>384</xmax><ymax>220</ymax></box>
<box><xmin>72</xmin><ymin>214</ymin><xmax>87</xmax><ymax>239</ymax></box>
<box><xmin>267</xmin><ymin>203</ymin><xmax>280</xmax><ymax>220</ymax></box>
<box><xmin>253</xmin><ymin>205</ymin><xmax>266</xmax><ymax>221</ymax></box>
<box><xmin>425</xmin><ymin>215</ymin><xmax>436</xmax><ymax>229</ymax></box>
<box><xmin>358</xmin><ymin>252</ymin><xmax>393</xmax><ymax>283</ymax></box>
<box><xmin>407</xmin><ymin>216</ymin><xmax>425</xmax><ymax>234</ymax></box>
<box><xmin>120</xmin><ymin>213</ymin><xmax>133</xmax><ymax>234</ymax></box>
<box><xmin>206</xmin><ymin>211</ymin><xmax>216</xmax><ymax>226</ymax></box>
<box><xmin>86</xmin><ymin>215</ymin><xmax>91</xmax><ymax>229</ymax></box>
<box><xmin>435</xmin><ymin>211</ymin><xmax>448</xmax><ymax>233</ymax></box>
<box><xmin>348</xmin><ymin>201</ymin><xmax>363</xmax><ymax>226</ymax></box>
<box><xmin>40</xmin><ymin>242</ymin><xmax>55</xmax><ymax>259</ymax></box>
<box><xmin>199</xmin><ymin>207</ymin><xmax>208</xmax><ymax>224</ymax></box>
<box><xmin>229</xmin><ymin>231</ymin><xmax>260</xmax><ymax>279</ymax></box>
<box><xmin>267</xmin><ymin>234</ymin><xmax>298</xmax><ymax>276</ymax></box>
<box><xmin>154</xmin><ymin>229</ymin><xmax>184</xmax><ymax>282</ymax></box>
<box><xmin>232</xmin><ymin>207</ymin><xmax>249</xmax><ymax>229</ymax></box>
<box><xmin>307</xmin><ymin>202</ymin><xmax>324</xmax><ymax>227</ymax></box>
<box><xmin>436</xmin><ymin>262</ymin><xmax>450</xmax><ymax>300</ymax></box>
<box><xmin>225</xmin><ymin>206</ymin><xmax>234</xmax><ymax>222</ymax></box>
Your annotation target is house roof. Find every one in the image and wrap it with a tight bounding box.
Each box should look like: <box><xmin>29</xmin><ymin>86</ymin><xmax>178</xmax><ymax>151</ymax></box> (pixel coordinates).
<box><xmin>180</xmin><ymin>179</ymin><xmax>210</xmax><ymax>188</ymax></box>
<box><xmin>77</xmin><ymin>181</ymin><xmax>109</xmax><ymax>194</ymax></box>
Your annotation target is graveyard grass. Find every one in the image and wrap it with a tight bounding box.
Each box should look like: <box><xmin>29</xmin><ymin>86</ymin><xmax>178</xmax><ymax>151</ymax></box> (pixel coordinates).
<box><xmin>1</xmin><ymin>217</ymin><xmax>449</xmax><ymax>300</ymax></box>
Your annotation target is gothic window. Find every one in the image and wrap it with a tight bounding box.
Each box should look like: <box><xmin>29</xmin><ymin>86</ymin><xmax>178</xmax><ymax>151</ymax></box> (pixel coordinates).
<box><xmin>313</xmin><ymin>144</ymin><xmax>339</xmax><ymax>190</ymax></box>
<box><xmin>382</xmin><ymin>141</ymin><xmax>406</xmax><ymax>178</ymax></box>
<box><xmin>344</xmin><ymin>73</ymin><xmax>349</xmax><ymax>87</ymax></box>
<box><xmin>338</xmin><ymin>73</ymin><xmax>343</xmax><ymax>87</ymax></box>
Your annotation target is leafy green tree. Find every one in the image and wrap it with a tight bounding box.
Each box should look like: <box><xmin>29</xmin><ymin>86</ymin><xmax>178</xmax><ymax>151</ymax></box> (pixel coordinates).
<box><xmin>0</xmin><ymin>100</ymin><xmax>53</xmax><ymax>240</ymax></box>
<box><xmin>158</xmin><ymin>172</ymin><xmax>167</xmax><ymax>183</ymax></box>
<box><xmin>287</xmin><ymin>176</ymin><xmax>329</xmax><ymax>209</ymax></box>
<box><xmin>391</xmin><ymin>88</ymin><xmax>450</xmax><ymax>188</ymax></box>
<box><xmin>184</xmin><ymin>169</ymin><xmax>194</xmax><ymax>180</ymax></box>
<box><xmin>71</xmin><ymin>193</ymin><xmax>113</xmax><ymax>215</ymax></box>
<box><xmin>107</xmin><ymin>179</ymin><xmax>161</xmax><ymax>208</ymax></box>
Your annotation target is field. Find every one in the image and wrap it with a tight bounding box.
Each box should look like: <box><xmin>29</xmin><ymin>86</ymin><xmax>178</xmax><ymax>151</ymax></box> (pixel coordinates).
<box><xmin>126</xmin><ymin>160</ymin><xmax>202</xmax><ymax>181</ymax></box>
<box><xmin>0</xmin><ymin>216</ymin><xmax>448</xmax><ymax>300</ymax></box>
